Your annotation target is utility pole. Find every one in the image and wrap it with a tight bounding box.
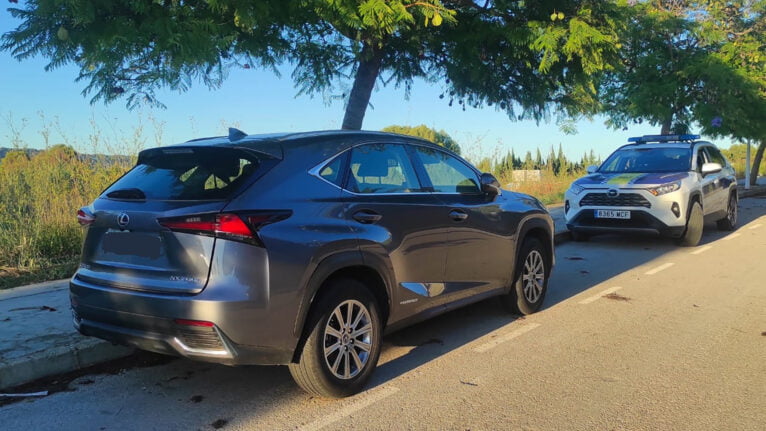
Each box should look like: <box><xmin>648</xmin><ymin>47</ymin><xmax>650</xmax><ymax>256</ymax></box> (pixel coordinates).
<box><xmin>745</xmin><ymin>140</ymin><xmax>751</xmax><ymax>190</ymax></box>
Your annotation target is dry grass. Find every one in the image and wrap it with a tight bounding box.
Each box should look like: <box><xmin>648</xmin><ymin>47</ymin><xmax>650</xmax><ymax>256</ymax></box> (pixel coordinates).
<box><xmin>0</xmin><ymin>146</ymin><xmax>133</xmax><ymax>289</ymax></box>
<box><xmin>502</xmin><ymin>172</ymin><xmax>583</xmax><ymax>205</ymax></box>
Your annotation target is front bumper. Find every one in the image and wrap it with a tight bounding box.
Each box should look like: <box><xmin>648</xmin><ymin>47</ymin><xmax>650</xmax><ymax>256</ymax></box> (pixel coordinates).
<box><xmin>564</xmin><ymin>188</ymin><xmax>688</xmax><ymax>238</ymax></box>
<box><xmin>566</xmin><ymin>209</ymin><xmax>685</xmax><ymax>238</ymax></box>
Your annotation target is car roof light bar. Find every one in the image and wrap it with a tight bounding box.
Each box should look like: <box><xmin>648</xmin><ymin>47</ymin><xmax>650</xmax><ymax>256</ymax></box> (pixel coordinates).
<box><xmin>628</xmin><ymin>134</ymin><xmax>700</xmax><ymax>144</ymax></box>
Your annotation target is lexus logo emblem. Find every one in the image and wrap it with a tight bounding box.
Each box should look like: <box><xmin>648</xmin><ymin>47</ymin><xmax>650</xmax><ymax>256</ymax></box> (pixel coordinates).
<box><xmin>117</xmin><ymin>212</ymin><xmax>130</xmax><ymax>229</ymax></box>
<box><xmin>607</xmin><ymin>189</ymin><xmax>619</xmax><ymax>197</ymax></box>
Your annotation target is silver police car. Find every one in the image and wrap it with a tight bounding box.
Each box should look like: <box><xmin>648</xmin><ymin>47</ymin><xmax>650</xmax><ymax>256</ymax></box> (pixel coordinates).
<box><xmin>565</xmin><ymin>135</ymin><xmax>737</xmax><ymax>246</ymax></box>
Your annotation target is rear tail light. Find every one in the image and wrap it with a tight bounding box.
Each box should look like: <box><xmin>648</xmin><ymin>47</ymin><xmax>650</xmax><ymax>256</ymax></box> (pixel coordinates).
<box><xmin>158</xmin><ymin>211</ymin><xmax>290</xmax><ymax>246</ymax></box>
<box><xmin>77</xmin><ymin>208</ymin><xmax>95</xmax><ymax>226</ymax></box>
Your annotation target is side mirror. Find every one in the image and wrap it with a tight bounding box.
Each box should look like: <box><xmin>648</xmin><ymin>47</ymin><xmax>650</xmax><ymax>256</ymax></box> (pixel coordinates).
<box><xmin>480</xmin><ymin>173</ymin><xmax>502</xmax><ymax>197</ymax></box>
<box><xmin>586</xmin><ymin>165</ymin><xmax>598</xmax><ymax>174</ymax></box>
<box><xmin>701</xmin><ymin>162</ymin><xmax>722</xmax><ymax>175</ymax></box>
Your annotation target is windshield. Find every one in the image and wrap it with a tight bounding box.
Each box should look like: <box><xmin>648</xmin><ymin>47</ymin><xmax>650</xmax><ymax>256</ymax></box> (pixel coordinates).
<box><xmin>599</xmin><ymin>147</ymin><xmax>691</xmax><ymax>174</ymax></box>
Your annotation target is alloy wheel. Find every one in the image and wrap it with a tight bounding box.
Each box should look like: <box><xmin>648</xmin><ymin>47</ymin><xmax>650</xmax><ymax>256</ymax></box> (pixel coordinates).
<box><xmin>521</xmin><ymin>250</ymin><xmax>545</xmax><ymax>303</ymax></box>
<box><xmin>323</xmin><ymin>300</ymin><xmax>373</xmax><ymax>379</ymax></box>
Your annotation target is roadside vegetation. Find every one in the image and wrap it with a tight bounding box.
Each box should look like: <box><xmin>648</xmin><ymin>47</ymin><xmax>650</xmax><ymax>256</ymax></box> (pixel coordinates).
<box><xmin>0</xmin><ymin>115</ymin><xmax>151</xmax><ymax>289</ymax></box>
<box><xmin>0</xmin><ymin>145</ymin><xmax>132</xmax><ymax>289</ymax></box>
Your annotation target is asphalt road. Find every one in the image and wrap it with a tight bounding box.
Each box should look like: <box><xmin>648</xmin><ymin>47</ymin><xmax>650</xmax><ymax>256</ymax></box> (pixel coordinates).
<box><xmin>2</xmin><ymin>199</ymin><xmax>765</xmax><ymax>431</ymax></box>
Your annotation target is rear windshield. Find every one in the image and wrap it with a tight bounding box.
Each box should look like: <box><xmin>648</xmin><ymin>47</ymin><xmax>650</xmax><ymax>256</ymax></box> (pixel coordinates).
<box><xmin>599</xmin><ymin>147</ymin><xmax>691</xmax><ymax>174</ymax></box>
<box><xmin>103</xmin><ymin>147</ymin><xmax>264</xmax><ymax>201</ymax></box>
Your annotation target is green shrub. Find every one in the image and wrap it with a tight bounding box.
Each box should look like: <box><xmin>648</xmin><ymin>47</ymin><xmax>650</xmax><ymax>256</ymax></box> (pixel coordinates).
<box><xmin>0</xmin><ymin>145</ymin><xmax>132</xmax><ymax>284</ymax></box>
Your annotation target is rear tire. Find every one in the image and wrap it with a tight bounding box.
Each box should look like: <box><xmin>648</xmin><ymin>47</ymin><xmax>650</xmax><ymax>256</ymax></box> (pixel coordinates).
<box><xmin>501</xmin><ymin>237</ymin><xmax>550</xmax><ymax>315</ymax></box>
<box><xmin>288</xmin><ymin>279</ymin><xmax>382</xmax><ymax>398</ymax></box>
<box><xmin>716</xmin><ymin>193</ymin><xmax>737</xmax><ymax>231</ymax></box>
<box><xmin>678</xmin><ymin>201</ymin><xmax>703</xmax><ymax>247</ymax></box>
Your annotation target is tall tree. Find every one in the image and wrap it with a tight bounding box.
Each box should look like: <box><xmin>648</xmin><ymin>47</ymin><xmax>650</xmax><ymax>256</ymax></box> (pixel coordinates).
<box><xmin>692</xmin><ymin>0</ymin><xmax>766</xmax><ymax>185</ymax></box>
<box><xmin>381</xmin><ymin>124</ymin><xmax>461</xmax><ymax>154</ymax></box>
<box><xmin>3</xmin><ymin>0</ymin><xmax>622</xmax><ymax>130</ymax></box>
<box><xmin>546</xmin><ymin>145</ymin><xmax>557</xmax><ymax>173</ymax></box>
<box><xmin>600</xmin><ymin>0</ymin><xmax>766</xmax><ymax>170</ymax></box>
<box><xmin>522</xmin><ymin>150</ymin><xmax>534</xmax><ymax>170</ymax></box>
<box><xmin>600</xmin><ymin>1</ymin><xmax>706</xmax><ymax>134</ymax></box>
<box><xmin>534</xmin><ymin>148</ymin><xmax>543</xmax><ymax>169</ymax></box>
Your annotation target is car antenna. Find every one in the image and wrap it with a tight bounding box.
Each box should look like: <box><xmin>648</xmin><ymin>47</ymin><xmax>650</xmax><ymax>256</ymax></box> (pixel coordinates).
<box><xmin>228</xmin><ymin>127</ymin><xmax>248</xmax><ymax>142</ymax></box>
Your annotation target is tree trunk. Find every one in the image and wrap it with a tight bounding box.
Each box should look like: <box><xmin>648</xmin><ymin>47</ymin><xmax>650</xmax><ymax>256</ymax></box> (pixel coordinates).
<box><xmin>342</xmin><ymin>43</ymin><xmax>383</xmax><ymax>130</ymax></box>
<box><xmin>750</xmin><ymin>140</ymin><xmax>765</xmax><ymax>186</ymax></box>
<box><xmin>660</xmin><ymin>117</ymin><xmax>672</xmax><ymax>135</ymax></box>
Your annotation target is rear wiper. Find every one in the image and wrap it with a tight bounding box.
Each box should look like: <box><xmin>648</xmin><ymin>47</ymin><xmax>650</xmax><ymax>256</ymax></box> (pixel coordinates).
<box><xmin>106</xmin><ymin>188</ymin><xmax>146</xmax><ymax>200</ymax></box>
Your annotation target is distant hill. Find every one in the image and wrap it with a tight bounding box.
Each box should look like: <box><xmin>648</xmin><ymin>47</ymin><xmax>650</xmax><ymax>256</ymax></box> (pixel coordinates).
<box><xmin>0</xmin><ymin>147</ymin><xmax>41</xmax><ymax>161</ymax></box>
<box><xmin>0</xmin><ymin>147</ymin><xmax>132</xmax><ymax>166</ymax></box>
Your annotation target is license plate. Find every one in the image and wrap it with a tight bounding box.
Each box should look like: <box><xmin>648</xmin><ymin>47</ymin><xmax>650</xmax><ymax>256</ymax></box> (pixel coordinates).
<box><xmin>595</xmin><ymin>210</ymin><xmax>631</xmax><ymax>219</ymax></box>
<box><xmin>102</xmin><ymin>232</ymin><xmax>162</xmax><ymax>259</ymax></box>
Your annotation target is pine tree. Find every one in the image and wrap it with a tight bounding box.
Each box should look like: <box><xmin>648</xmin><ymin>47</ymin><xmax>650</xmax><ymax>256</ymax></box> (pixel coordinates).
<box><xmin>534</xmin><ymin>148</ymin><xmax>543</xmax><ymax>170</ymax></box>
<box><xmin>547</xmin><ymin>146</ymin><xmax>557</xmax><ymax>174</ymax></box>
<box><xmin>523</xmin><ymin>151</ymin><xmax>534</xmax><ymax>170</ymax></box>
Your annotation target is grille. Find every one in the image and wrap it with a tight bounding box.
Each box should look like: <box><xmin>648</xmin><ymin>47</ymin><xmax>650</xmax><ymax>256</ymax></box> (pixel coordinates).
<box><xmin>176</xmin><ymin>326</ymin><xmax>225</xmax><ymax>351</ymax></box>
<box><xmin>579</xmin><ymin>192</ymin><xmax>651</xmax><ymax>208</ymax></box>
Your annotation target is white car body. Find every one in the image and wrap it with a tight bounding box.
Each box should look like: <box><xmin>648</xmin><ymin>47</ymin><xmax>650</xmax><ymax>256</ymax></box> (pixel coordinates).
<box><xmin>564</xmin><ymin>137</ymin><xmax>737</xmax><ymax>242</ymax></box>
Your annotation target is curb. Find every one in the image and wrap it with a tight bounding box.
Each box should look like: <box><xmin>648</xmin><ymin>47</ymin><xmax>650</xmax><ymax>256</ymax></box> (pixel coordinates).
<box><xmin>740</xmin><ymin>187</ymin><xmax>766</xmax><ymax>199</ymax></box>
<box><xmin>0</xmin><ymin>338</ymin><xmax>134</xmax><ymax>391</ymax></box>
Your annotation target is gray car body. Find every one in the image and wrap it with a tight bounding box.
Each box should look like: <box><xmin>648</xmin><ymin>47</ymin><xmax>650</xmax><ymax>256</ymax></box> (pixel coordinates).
<box><xmin>70</xmin><ymin>130</ymin><xmax>554</xmax><ymax>366</ymax></box>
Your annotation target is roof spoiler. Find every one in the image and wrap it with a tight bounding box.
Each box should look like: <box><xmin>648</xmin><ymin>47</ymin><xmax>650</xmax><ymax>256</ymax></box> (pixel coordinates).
<box><xmin>628</xmin><ymin>134</ymin><xmax>700</xmax><ymax>144</ymax></box>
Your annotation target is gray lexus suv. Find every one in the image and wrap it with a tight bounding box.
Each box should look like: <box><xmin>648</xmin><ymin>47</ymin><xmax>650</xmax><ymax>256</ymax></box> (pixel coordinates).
<box><xmin>71</xmin><ymin>130</ymin><xmax>554</xmax><ymax>397</ymax></box>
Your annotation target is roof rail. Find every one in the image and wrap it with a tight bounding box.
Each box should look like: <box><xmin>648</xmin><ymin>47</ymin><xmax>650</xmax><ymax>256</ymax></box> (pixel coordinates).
<box><xmin>627</xmin><ymin>134</ymin><xmax>700</xmax><ymax>144</ymax></box>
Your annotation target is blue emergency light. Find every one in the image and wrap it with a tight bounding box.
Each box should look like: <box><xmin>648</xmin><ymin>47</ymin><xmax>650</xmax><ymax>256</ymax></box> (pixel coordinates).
<box><xmin>628</xmin><ymin>134</ymin><xmax>700</xmax><ymax>143</ymax></box>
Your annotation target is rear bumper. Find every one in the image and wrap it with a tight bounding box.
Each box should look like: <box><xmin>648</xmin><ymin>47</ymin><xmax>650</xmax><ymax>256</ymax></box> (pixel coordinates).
<box><xmin>70</xmin><ymin>276</ymin><xmax>297</xmax><ymax>365</ymax></box>
<box><xmin>566</xmin><ymin>209</ymin><xmax>685</xmax><ymax>238</ymax></box>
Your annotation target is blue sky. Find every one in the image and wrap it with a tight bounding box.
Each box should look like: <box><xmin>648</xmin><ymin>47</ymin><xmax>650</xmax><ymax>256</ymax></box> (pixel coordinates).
<box><xmin>0</xmin><ymin>6</ymin><xmax>723</xmax><ymax>162</ymax></box>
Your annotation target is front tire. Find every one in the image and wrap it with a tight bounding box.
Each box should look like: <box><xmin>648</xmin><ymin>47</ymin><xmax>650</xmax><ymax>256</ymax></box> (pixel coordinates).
<box><xmin>288</xmin><ymin>279</ymin><xmax>382</xmax><ymax>398</ymax></box>
<box><xmin>678</xmin><ymin>201</ymin><xmax>703</xmax><ymax>247</ymax></box>
<box><xmin>716</xmin><ymin>193</ymin><xmax>737</xmax><ymax>231</ymax></box>
<box><xmin>501</xmin><ymin>237</ymin><xmax>550</xmax><ymax>315</ymax></box>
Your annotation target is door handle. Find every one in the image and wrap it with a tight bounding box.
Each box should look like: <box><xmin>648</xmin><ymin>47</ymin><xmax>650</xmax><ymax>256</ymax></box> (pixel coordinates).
<box><xmin>353</xmin><ymin>210</ymin><xmax>382</xmax><ymax>224</ymax></box>
<box><xmin>449</xmin><ymin>210</ymin><xmax>468</xmax><ymax>222</ymax></box>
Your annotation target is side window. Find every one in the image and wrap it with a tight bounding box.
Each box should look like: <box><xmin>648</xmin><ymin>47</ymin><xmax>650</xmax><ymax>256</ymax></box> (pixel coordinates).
<box><xmin>412</xmin><ymin>146</ymin><xmax>480</xmax><ymax>194</ymax></box>
<box><xmin>706</xmin><ymin>147</ymin><xmax>727</xmax><ymax>166</ymax></box>
<box><xmin>318</xmin><ymin>155</ymin><xmax>345</xmax><ymax>187</ymax></box>
<box><xmin>348</xmin><ymin>144</ymin><xmax>422</xmax><ymax>194</ymax></box>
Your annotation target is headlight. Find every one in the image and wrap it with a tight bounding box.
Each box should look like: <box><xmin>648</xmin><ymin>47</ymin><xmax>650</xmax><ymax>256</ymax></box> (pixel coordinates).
<box><xmin>647</xmin><ymin>181</ymin><xmax>681</xmax><ymax>196</ymax></box>
<box><xmin>569</xmin><ymin>184</ymin><xmax>585</xmax><ymax>195</ymax></box>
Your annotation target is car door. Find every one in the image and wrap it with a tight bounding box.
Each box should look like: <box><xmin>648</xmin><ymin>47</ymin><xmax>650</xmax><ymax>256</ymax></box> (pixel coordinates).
<box><xmin>409</xmin><ymin>145</ymin><xmax>513</xmax><ymax>303</ymax></box>
<box><xmin>697</xmin><ymin>146</ymin><xmax>725</xmax><ymax>215</ymax></box>
<box><xmin>340</xmin><ymin>143</ymin><xmax>452</xmax><ymax>316</ymax></box>
<box><xmin>704</xmin><ymin>146</ymin><xmax>736</xmax><ymax>212</ymax></box>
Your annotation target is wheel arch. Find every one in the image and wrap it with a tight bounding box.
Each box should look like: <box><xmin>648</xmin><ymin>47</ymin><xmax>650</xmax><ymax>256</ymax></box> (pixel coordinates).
<box><xmin>291</xmin><ymin>251</ymin><xmax>392</xmax><ymax>363</ymax></box>
<box><xmin>688</xmin><ymin>190</ymin><xmax>702</xmax><ymax>207</ymax></box>
<box><xmin>514</xmin><ymin>216</ymin><xmax>554</xmax><ymax>279</ymax></box>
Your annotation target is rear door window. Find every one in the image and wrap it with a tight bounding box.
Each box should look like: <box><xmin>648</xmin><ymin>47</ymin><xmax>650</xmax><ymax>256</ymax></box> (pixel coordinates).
<box><xmin>103</xmin><ymin>147</ymin><xmax>266</xmax><ymax>201</ymax></box>
<box><xmin>411</xmin><ymin>146</ymin><xmax>481</xmax><ymax>194</ymax></box>
<box><xmin>348</xmin><ymin>144</ymin><xmax>423</xmax><ymax>194</ymax></box>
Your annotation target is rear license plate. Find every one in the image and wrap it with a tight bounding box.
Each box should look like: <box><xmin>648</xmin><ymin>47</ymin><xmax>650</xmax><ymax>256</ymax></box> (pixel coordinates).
<box><xmin>595</xmin><ymin>210</ymin><xmax>631</xmax><ymax>219</ymax></box>
<box><xmin>102</xmin><ymin>232</ymin><xmax>162</xmax><ymax>259</ymax></box>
